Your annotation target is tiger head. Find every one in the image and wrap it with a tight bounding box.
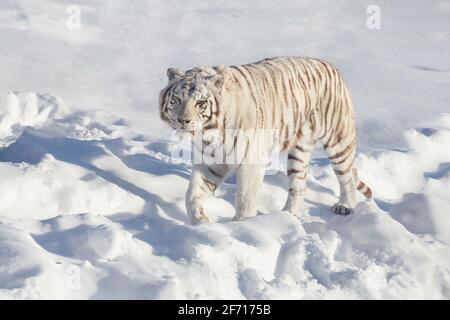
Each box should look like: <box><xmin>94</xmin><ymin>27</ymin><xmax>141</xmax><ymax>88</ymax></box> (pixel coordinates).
<box><xmin>159</xmin><ymin>65</ymin><xmax>229</xmax><ymax>133</ymax></box>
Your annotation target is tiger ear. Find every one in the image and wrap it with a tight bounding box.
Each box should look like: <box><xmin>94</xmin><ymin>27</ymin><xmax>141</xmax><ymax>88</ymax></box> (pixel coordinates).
<box><xmin>210</xmin><ymin>65</ymin><xmax>230</xmax><ymax>90</ymax></box>
<box><xmin>167</xmin><ymin>67</ymin><xmax>184</xmax><ymax>80</ymax></box>
<box><xmin>209</xmin><ymin>74</ymin><xmax>225</xmax><ymax>89</ymax></box>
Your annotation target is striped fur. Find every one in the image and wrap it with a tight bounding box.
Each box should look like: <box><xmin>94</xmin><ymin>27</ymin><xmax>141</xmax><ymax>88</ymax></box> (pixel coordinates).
<box><xmin>159</xmin><ymin>57</ymin><xmax>372</xmax><ymax>224</ymax></box>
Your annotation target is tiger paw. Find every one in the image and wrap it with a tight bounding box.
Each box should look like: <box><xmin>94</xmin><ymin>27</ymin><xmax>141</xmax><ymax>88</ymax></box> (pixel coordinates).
<box><xmin>232</xmin><ymin>214</ymin><xmax>244</xmax><ymax>221</ymax></box>
<box><xmin>331</xmin><ymin>203</ymin><xmax>353</xmax><ymax>215</ymax></box>
<box><xmin>232</xmin><ymin>212</ymin><xmax>254</xmax><ymax>221</ymax></box>
<box><xmin>232</xmin><ymin>209</ymin><xmax>257</xmax><ymax>221</ymax></box>
<box><xmin>281</xmin><ymin>205</ymin><xmax>301</xmax><ymax>217</ymax></box>
<box><xmin>191</xmin><ymin>209</ymin><xmax>210</xmax><ymax>225</ymax></box>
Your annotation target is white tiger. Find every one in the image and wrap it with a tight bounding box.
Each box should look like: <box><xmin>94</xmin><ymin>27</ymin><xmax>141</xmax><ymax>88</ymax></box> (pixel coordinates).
<box><xmin>159</xmin><ymin>56</ymin><xmax>372</xmax><ymax>225</ymax></box>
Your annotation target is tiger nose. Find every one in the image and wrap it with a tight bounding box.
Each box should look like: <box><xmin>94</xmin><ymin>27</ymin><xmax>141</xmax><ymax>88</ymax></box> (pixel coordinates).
<box><xmin>179</xmin><ymin>118</ymin><xmax>191</xmax><ymax>125</ymax></box>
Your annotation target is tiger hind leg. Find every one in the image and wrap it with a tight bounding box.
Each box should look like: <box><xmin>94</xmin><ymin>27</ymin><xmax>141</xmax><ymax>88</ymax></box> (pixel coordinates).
<box><xmin>323</xmin><ymin>135</ymin><xmax>358</xmax><ymax>215</ymax></box>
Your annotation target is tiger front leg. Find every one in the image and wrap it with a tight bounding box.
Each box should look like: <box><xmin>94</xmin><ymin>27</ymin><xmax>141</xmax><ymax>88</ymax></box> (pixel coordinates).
<box><xmin>283</xmin><ymin>142</ymin><xmax>314</xmax><ymax>215</ymax></box>
<box><xmin>233</xmin><ymin>164</ymin><xmax>264</xmax><ymax>221</ymax></box>
<box><xmin>186</xmin><ymin>164</ymin><xmax>228</xmax><ymax>225</ymax></box>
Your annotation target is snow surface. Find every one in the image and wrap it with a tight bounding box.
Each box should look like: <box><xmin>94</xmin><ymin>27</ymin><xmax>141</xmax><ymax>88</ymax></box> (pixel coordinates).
<box><xmin>0</xmin><ymin>0</ymin><xmax>449</xmax><ymax>299</ymax></box>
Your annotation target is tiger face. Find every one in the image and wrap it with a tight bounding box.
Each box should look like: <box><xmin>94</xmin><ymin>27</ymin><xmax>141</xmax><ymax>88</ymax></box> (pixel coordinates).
<box><xmin>159</xmin><ymin>66</ymin><xmax>228</xmax><ymax>133</ymax></box>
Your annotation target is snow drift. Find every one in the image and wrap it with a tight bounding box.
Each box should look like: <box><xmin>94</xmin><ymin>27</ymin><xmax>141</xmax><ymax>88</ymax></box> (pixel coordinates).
<box><xmin>0</xmin><ymin>92</ymin><xmax>449</xmax><ymax>299</ymax></box>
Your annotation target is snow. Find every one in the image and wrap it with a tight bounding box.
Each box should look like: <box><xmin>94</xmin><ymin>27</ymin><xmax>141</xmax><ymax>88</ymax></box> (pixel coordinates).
<box><xmin>0</xmin><ymin>0</ymin><xmax>449</xmax><ymax>299</ymax></box>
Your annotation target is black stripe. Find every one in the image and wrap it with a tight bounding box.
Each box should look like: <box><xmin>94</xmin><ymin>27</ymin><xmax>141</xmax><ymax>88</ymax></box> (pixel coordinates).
<box><xmin>208</xmin><ymin>167</ymin><xmax>223</xmax><ymax>178</ymax></box>
<box><xmin>288</xmin><ymin>154</ymin><xmax>303</xmax><ymax>162</ymax></box>
<box><xmin>334</xmin><ymin>163</ymin><xmax>353</xmax><ymax>176</ymax></box>
<box><xmin>329</xmin><ymin>139</ymin><xmax>356</xmax><ymax>160</ymax></box>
